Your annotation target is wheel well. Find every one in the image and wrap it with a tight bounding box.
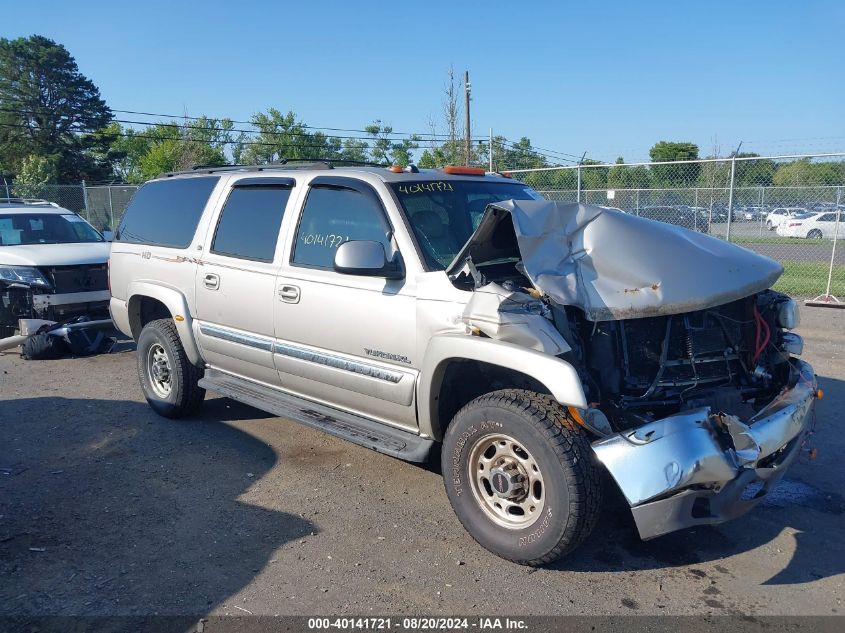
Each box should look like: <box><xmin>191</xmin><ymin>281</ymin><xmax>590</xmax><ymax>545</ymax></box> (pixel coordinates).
<box><xmin>433</xmin><ymin>359</ymin><xmax>550</xmax><ymax>441</ymax></box>
<box><xmin>128</xmin><ymin>296</ymin><xmax>171</xmax><ymax>340</ymax></box>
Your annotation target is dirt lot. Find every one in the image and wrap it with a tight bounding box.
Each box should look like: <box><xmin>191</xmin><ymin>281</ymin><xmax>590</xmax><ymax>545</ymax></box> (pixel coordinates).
<box><xmin>1</xmin><ymin>309</ymin><xmax>843</xmax><ymax>617</ymax></box>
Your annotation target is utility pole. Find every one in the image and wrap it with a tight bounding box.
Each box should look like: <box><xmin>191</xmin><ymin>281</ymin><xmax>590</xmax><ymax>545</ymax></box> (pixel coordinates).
<box><xmin>489</xmin><ymin>128</ymin><xmax>494</xmax><ymax>173</ymax></box>
<box><xmin>464</xmin><ymin>70</ymin><xmax>471</xmax><ymax>165</ymax></box>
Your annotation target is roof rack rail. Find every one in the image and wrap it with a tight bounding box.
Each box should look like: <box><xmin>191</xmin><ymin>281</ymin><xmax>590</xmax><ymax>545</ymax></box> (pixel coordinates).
<box><xmin>0</xmin><ymin>197</ymin><xmax>57</xmax><ymax>206</ymax></box>
<box><xmin>162</xmin><ymin>158</ymin><xmax>379</xmax><ymax>178</ymax></box>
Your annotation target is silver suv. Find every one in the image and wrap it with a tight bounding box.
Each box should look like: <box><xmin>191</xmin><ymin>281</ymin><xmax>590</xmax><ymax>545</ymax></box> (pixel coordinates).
<box><xmin>109</xmin><ymin>162</ymin><xmax>818</xmax><ymax>565</ymax></box>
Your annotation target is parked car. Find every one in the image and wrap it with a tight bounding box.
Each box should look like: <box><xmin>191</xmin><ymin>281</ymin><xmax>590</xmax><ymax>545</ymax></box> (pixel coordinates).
<box><xmin>0</xmin><ymin>198</ymin><xmax>110</xmax><ymax>338</ymax></box>
<box><xmin>766</xmin><ymin>207</ymin><xmax>808</xmax><ymax>230</ymax></box>
<box><xmin>109</xmin><ymin>163</ymin><xmax>815</xmax><ymax>565</ymax></box>
<box><xmin>638</xmin><ymin>205</ymin><xmax>699</xmax><ymax>230</ymax></box>
<box><xmin>740</xmin><ymin>206</ymin><xmax>766</xmax><ymax>221</ymax></box>
<box><xmin>776</xmin><ymin>210</ymin><xmax>844</xmax><ymax>239</ymax></box>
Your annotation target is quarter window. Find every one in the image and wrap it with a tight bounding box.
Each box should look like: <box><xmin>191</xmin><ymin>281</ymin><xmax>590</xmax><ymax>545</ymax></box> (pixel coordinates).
<box><xmin>117</xmin><ymin>176</ymin><xmax>219</xmax><ymax>248</ymax></box>
<box><xmin>211</xmin><ymin>186</ymin><xmax>292</xmax><ymax>261</ymax></box>
<box><xmin>292</xmin><ymin>186</ymin><xmax>392</xmax><ymax>269</ymax></box>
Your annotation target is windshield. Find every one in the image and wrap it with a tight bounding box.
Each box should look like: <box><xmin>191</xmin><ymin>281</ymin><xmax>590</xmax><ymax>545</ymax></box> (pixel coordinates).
<box><xmin>0</xmin><ymin>213</ymin><xmax>103</xmax><ymax>246</ymax></box>
<box><xmin>390</xmin><ymin>180</ymin><xmax>542</xmax><ymax>269</ymax></box>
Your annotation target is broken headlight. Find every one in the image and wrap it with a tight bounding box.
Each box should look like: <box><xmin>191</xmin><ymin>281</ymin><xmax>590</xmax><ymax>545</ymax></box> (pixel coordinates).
<box><xmin>776</xmin><ymin>298</ymin><xmax>800</xmax><ymax>329</ymax></box>
<box><xmin>0</xmin><ymin>266</ymin><xmax>51</xmax><ymax>289</ymax></box>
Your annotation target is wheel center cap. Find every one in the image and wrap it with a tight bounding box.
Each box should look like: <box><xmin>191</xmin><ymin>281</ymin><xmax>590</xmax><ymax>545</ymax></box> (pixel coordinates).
<box><xmin>489</xmin><ymin>463</ymin><xmax>526</xmax><ymax>499</ymax></box>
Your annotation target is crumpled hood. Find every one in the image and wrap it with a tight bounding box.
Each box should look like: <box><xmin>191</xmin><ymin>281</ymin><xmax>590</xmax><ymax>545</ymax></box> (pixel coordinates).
<box><xmin>0</xmin><ymin>242</ymin><xmax>110</xmax><ymax>267</ymax></box>
<box><xmin>447</xmin><ymin>200</ymin><xmax>783</xmax><ymax>321</ymax></box>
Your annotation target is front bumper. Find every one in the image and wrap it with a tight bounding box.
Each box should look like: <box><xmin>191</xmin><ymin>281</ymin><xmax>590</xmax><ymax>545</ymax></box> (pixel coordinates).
<box><xmin>592</xmin><ymin>360</ymin><xmax>817</xmax><ymax>540</ymax></box>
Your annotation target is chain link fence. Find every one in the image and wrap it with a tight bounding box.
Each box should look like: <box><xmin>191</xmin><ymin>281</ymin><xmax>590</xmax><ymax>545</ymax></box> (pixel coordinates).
<box><xmin>3</xmin><ymin>153</ymin><xmax>843</xmax><ymax>299</ymax></box>
<box><xmin>506</xmin><ymin>153</ymin><xmax>845</xmax><ymax>300</ymax></box>
<box><xmin>1</xmin><ymin>180</ymin><xmax>140</xmax><ymax>234</ymax></box>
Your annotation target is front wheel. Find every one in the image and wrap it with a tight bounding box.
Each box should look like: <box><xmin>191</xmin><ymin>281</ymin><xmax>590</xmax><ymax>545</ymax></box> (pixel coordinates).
<box><xmin>442</xmin><ymin>389</ymin><xmax>602</xmax><ymax>566</ymax></box>
<box><xmin>807</xmin><ymin>229</ymin><xmax>823</xmax><ymax>239</ymax></box>
<box><xmin>137</xmin><ymin>318</ymin><xmax>205</xmax><ymax>418</ymax></box>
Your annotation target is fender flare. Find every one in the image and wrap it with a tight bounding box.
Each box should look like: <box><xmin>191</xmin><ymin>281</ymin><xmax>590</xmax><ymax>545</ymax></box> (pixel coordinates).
<box><xmin>418</xmin><ymin>333</ymin><xmax>587</xmax><ymax>439</ymax></box>
<box><xmin>126</xmin><ymin>281</ymin><xmax>202</xmax><ymax>366</ymax></box>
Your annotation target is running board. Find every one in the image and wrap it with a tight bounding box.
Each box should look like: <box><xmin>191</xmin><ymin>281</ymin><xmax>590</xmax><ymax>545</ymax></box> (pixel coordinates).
<box><xmin>198</xmin><ymin>369</ymin><xmax>434</xmax><ymax>463</ymax></box>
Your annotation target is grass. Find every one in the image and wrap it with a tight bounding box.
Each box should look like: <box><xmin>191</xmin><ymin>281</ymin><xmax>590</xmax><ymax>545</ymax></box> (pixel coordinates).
<box><xmin>730</xmin><ymin>235</ymin><xmax>821</xmax><ymax>246</ymax></box>
<box><xmin>773</xmin><ymin>261</ymin><xmax>845</xmax><ymax>297</ymax></box>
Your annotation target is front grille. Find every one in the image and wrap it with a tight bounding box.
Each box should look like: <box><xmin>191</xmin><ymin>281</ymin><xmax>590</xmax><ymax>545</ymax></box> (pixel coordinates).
<box><xmin>41</xmin><ymin>265</ymin><xmax>108</xmax><ymax>294</ymax></box>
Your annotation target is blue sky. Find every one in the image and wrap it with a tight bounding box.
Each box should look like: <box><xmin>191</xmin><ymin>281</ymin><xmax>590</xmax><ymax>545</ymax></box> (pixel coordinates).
<box><xmin>4</xmin><ymin>0</ymin><xmax>844</xmax><ymax>163</ymax></box>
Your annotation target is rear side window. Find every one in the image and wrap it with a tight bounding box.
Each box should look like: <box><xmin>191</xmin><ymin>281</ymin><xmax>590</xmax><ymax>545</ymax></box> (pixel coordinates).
<box><xmin>211</xmin><ymin>186</ymin><xmax>292</xmax><ymax>261</ymax></box>
<box><xmin>117</xmin><ymin>177</ymin><xmax>219</xmax><ymax>247</ymax></box>
<box><xmin>292</xmin><ymin>186</ymin><xmax>392</xmax><ymax>269</ymax></box>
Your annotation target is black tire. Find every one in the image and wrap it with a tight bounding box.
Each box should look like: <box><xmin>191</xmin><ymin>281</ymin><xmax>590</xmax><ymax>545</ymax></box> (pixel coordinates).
<box><xmin>442</xmin><ymin>389</ymin><xmax>602</xmax><ymax>566</ymax></box>
<box><xmin>136</xmin><ymin>318</ymin><xmax>205</xmax><ymax>418</ymax></box>
<box><xmin>766</xmin><ymin>221</ymin><xmax>774</xmax><ymax>230</ymax></box>
<box><xmin>807</xmin><ymin>229</ymin><xmax>823</xmax><ymax>239</ymax></box>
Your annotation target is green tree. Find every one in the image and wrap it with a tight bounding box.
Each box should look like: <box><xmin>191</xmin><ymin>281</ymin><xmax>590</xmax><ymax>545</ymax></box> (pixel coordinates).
<box><xmin>0</xmin><ymin>35</ymin><xmax>112</xmax><ymax>181</ymax></box>
<box><xmin>649</xmin><ymin>141</ymin><xmax>700</xmax><ymax>185</ymax></box>
<box><xmin>773</xmin><ymin>159</ymin><xmax>844</xmax><ymax>186</ymax></box>
<box><xmin>607</xmin><ymin>157</ymin><xmax>652</xmax><ymax>189</ymax></box>
<box><xmin>364</xmin><ymin>120</ymin><xmax>419</xmax><ymax>166</ymax></box>
<box><xmin>13</xmin><ymin>154</ymin><xmax>56</xmax><ymax>197</ymax></box>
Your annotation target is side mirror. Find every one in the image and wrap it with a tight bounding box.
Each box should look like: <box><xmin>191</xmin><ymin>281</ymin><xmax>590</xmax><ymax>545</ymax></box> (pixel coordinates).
<box><xmin>333</xmin><ymin>240</ymin><xmax>404</xmax><ymax>279</ymax></box>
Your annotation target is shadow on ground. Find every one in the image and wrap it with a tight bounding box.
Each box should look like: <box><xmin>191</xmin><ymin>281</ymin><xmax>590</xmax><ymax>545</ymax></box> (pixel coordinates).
<box><xmin>0</xmin><ymin>396</ymin><xmax>311</xmax><ymax>615</ymax></box>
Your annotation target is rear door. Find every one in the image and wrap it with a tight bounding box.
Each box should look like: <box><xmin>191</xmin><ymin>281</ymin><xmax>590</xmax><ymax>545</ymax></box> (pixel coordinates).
<box><xmin>194</xmin><ymin>178</ymin><xmax>295</xmax><ymax>385</ymax></box>
<box><xmin>272</xmin><ymin>176</ymin><xmax>419</xmax><ymax>431</ymax></box>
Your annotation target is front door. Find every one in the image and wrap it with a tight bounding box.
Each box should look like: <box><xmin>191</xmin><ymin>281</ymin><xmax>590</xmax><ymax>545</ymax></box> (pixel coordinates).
<box><xmin>273</xmin><ymin>177</ymin><xmax>419</xmax><ymax>431</ymax></box>
<box><xmin>194</xmin><ymin>180</ymin><xmax>294</xmax><ymax>386</ymax></box>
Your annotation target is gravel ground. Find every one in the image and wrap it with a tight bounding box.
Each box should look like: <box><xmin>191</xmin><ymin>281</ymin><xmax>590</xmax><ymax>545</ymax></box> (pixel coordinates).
<box><xmin>1</xmin><ymin>308</ymin><xmax>843</xmax><ymax>617</ymax></box>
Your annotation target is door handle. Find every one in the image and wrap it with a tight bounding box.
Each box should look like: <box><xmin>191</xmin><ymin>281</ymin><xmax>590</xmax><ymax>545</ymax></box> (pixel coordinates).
<box><xmin>204</xmin><ymin>273</ymin><xmax>220</xmax><ymax>290</ymax></box>
<box><xmin>278</xmin><ymin>284</ymin><xmax>300</xmax><ymax>303</ymax></box>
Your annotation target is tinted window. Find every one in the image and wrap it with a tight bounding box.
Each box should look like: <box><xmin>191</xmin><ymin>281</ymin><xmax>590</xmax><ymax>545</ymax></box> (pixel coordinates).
<box><xmin>819</xmin><ymin>213</ymin><xmax>836</xmax><ymax>222</ymax></box>
<box><xmin>389</xmin><ymin>180</ymin><xmax>541</xmax><ymax>269</ymax></box>
<box><xmin>211</xmin><ymin>186</ymin><xmax>291</xmax><ymax>261</ymax></box>
<box><xmin>0</xmin><ymin>213</ymin><xmax>103</xmax><ymax>246</ymax></box>
<box><xmin>117</xmin><ymin>177</ymin><xmax>219</xmax><ymax>247</ymax></box>
<box><xmin>292</xmin><ymin>186</ymin><xmax>391</xmax><ymax>269</ymax></box>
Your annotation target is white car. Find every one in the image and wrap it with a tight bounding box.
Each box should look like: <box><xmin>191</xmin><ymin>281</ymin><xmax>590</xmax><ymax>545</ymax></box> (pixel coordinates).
<box><xmin>765</xmin><ymin>207</ymin><xmax>808</xmax><ymax>230</ymax></box>
<box><xmin>0</xmin><ymin>198</ymin><xmax>111</xmax><ymax>337</ymax></box>
<box><xmin>776</xmin><ymin>210</ymin><xmax>845</xmax><ymax>239</ymax></box>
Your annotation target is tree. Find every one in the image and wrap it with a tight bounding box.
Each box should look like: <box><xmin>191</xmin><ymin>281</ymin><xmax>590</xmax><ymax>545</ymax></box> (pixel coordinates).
<box><xmin>364</xmin><ymin>120</ymin><xmax>419</xmax><ymax>166</ymax></box>
<box><xmin>733</xmin><ymin>152</ymin><xmax>776</xmax><ymax>187</ymax></box>
<box><xmin>13</xmin><ymin>154</ymin><xmax>56</xmax><ymax>197</ymax></box>
<box><xmin>649</xmin><ymin>141</ymin><xmax>700</xmax><ymax>185</ymax></box>
<box><xmin>0</xmin><ymin>35</ymin><xmax>112</xmax><ymax>181</ymax></box>
<box><xmin>607</xmin><ymin>157</ymin><xmax>652</xmax><ymax>189</ymax></box>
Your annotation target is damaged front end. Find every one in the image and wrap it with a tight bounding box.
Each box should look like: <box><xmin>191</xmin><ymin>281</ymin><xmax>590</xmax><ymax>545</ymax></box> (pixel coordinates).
<box><xmin>0</xmin><ymin>264</ymin><xmax>110</xmax><ymax>336</ymax></box>
<box><xmin>449</xmin><ymin>200</ymin><xmax>819</xmax><ymax>540</ymax></box>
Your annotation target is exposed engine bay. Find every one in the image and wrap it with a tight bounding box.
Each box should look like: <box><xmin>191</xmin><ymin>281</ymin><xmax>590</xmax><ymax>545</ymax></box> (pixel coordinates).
<box><xmin>558</xmin><ymin>290</ymin><xmax>801</xmax><ymax>432</ymax></box>
<box><xmin>448</xmin><ymin>200</ymin><xmax>805</xmax><ymax>436</ymax></box>
<box><xmin>0</xmin><ymin>263</ymin><xmax>110</xmax><ymax>335</ymax></box>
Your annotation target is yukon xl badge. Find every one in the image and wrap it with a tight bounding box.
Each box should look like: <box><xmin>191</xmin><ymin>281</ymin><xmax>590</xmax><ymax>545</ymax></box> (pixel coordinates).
<box><xmin>364</xmin><ymin>348</ymin><xmax>412</xmax><ymax>365</ymax></box>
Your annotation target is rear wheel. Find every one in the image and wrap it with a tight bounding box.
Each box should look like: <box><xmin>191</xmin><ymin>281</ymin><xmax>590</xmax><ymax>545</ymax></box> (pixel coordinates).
<box><xmin>807</xmin><ymin>229</ymin><xmax>823</xmax><ymax>239</ymax></box>
<box><xmin>442</xmin><ymin>389</ymin><xmax>602</xmax><ymax>566</ymax></box>
<box><xmin>137</xmin><ymin>318</ymin><xmax>205</xmax><ymax>418</ymax></box>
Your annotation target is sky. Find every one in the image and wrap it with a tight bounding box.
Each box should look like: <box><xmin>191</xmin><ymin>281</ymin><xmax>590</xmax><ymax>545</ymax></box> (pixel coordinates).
<box><xmin>4</xmin><ymin>0</ymin><xmax>844</xmax><ymax>164</ymax></box>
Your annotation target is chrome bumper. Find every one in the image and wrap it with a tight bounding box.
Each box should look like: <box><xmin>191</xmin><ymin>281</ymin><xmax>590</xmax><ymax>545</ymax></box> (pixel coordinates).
<box><xmin>592</xmin><ymin>360</ymin><xmax>817</xmax><ymax>540</ymax></box>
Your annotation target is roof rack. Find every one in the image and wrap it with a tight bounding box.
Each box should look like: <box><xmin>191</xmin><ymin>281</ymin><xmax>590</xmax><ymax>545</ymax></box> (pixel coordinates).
<box><xmin>0</xmin><ymin>197</ymin><xmax>58</xmax><ymax>207</ymax></box>
<box><xmin>163</xmin><ymin>157</ymin><xmax>389</xmax><ymax>179</ymax></box>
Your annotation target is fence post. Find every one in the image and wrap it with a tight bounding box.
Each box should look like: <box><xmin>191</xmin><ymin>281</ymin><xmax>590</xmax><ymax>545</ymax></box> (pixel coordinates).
<box><xmin>759</xmin><ymin>185</ymin><xmax>765</xmax><ymax>236</ymax></box>
<box><xmin>81</xmin><ymin>180</ymin><xmax>90</xmax><ymax>220</ymax></box>
<box><xmin>635</xmin><ymin>189</ymin><xmax>640</xmax><ymax>215</ymax></box>
<box><xmin>107</xmin><ymin>186</ymin><xmax>114</xmax><ymax>231</ymax></box>
<box><xmin>821</xmin><ymin>186</ymin><xmax>842</xmax><ymax>300</ymax></box>
<box><xmin>576</xmin><ymin>165</ymin><xmax>582</xmax><ymax>203</ymax></box>
<box><xmin>2</xmin><ymin>177</ymin><xmax>9</xmax><ymax>199</ymax></box>
<box><xmin>726</xmin><ymin>157</ymin><xmax>737</xmax><ymax>242</ymax></box>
